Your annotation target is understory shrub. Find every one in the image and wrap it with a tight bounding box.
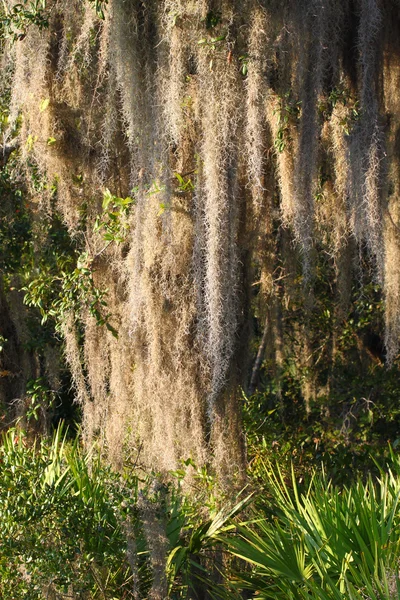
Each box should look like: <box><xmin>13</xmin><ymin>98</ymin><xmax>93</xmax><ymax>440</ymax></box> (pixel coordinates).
<box><xmin>0</xmin><ymin>425</ymin><xmax>150</xmax><ymax>599</ymax></box>
<box><xmin>3</xmin><ymin>424</ymin><xmax>400</xmax><ymax>599</ymax></box>
<box><xmin>223</xmin><ymin>460</ymin><xmax>400</xmax><ymax>600</ymax></box>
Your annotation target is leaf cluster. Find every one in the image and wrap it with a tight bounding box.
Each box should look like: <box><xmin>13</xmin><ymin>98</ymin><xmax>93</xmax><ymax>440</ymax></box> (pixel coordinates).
<box><xmin>0</xmin><ymin>0</ymin><xmax>49</xmax><ymax>42</ymax></box>
<box><xmin>223</xmin><ymin>461</ymin><xmax>400</xmax><ymax>599</ymax></box>
<box><xmin>94</xmin><ymin>188</ymin><xmax>134</xmax><ymax>245</ymax></box>
<box><xmin>0</xmin><ymin>425</ymin><xmax>142</xmax><ymax>598</ymax></box>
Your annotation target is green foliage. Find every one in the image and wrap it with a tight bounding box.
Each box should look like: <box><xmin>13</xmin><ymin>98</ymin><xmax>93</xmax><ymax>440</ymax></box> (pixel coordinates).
<box><xmin>94</xmin><ymin>188</ymin><xmax>134</xmax><ymax>245</ymax></box>
<box><xmin>247</xmin><ymin>239</ymin><xmax>400</xmax><ymax>483</ymax></box>
<box><xmin>197</xmin><ymin>34</ymin><xmax>227</xmax><ymax>49</ymax></box>
<box><xmin>0</xmin><ymin>424</ymin><xmax>148</xmax><ymax>599</ymax></box>
<box><xmin>3</xmin><ymin>427</ymin><xmax>400</xmax><ymax>599</ymax></box>
<box><xmin>0</xmin><ymin>0</ymin><xmax>108</xmax><ymax>43</ymax></box>
<box><xmin>22</xmin><ymin>186</ymin><xmax>135</xmax><ymax>337</ymax></box>
<box><xmin>273</xmin><ymin>93</ymin><xmax>301</xmax><ymax>153</ymax></box>
<box><xmin>0</xmin><ymin>164</ymin><xmax>31</xmax><ymax>275</ymax></box>
<box><xmin>202</xmin><ymin>10</ymin><xmax>222</xmax><ymax>30</ymax></box>
<box><xmin>243</xmin><ymin>370</ymin><xmax>400</xmax><ymax>485</ymax></box>
<box><xmin>0</xmin><ymin>0</ymin><xmax>49</xmax><ymax>42</ymax></box>
<box><xmin>25</xmin><ymin>377</ymin><xmax>54</xmax><ymax>422</ymax></box>
<box><xmin>223</xmin><ymin>461</ymin><xmax>400</xmax><ymax>599</ymax></box>
<box><xmin>197</xmin><ymin>8</ymin><xmax>228</xmax><ymax>71</ymax></box>
<box><xmin>173</xmin><ymin>172</ymin><xmax>194</xmax><ymax>194</ymax></box>
<box><xmin>238</xmin><ymin>54</ymin><xmax>249</xmax><ymax>76</ymax></box>
<box><xmin>21</xmin><ymin>211</ymin><xmax>118</xmax><ymax>337</ymax></box>
<box><xmin>319</xmin><ymin>86</ymin><xmax>360</xmax><ymax>134</ymax></box>
<box><xmin>165</xmin><ymin>459</ymin><xmax>251</xmax><ymax>599</ymax></box>
<box><xmin>0</xmin><ymin>428</ymin><xmax>247</xmax><ymax>599</ymax></box>
<box><xmin>89</xmin><ymin>0</ymin><xmax>108</xmax><ymax>20</ymax></box>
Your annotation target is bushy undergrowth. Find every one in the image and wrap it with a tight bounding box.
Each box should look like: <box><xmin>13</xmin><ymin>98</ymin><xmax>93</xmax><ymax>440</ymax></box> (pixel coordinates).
<box><xmin>0</xmin><ymin>426</ymin><xmax>148</xmax><ymax>599</ymax></box>
<box><xmin>224</xmin><ymin>460</ymin><xmax>400</xmax><ymax>599</ymax></box>
<box><xmin>0</xmin><ymin>425</ymin><xmax>245</xmax><ymax>599</ymax></box>
<box><xmin>2</xmin><ymin>425</ymin><xmax>400</xmax><ymax>599</ymax></box>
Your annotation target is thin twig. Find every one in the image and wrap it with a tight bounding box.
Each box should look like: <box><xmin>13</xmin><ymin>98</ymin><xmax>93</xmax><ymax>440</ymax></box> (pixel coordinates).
<box><xmin>248</xmin><ymin>314</ymin><xmax>269</xmax><ymax>396</ymax></box>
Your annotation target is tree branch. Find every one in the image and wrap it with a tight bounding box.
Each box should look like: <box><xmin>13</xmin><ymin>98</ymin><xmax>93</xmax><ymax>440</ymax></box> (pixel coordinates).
<box><xmin>0</xmin><ymin>144</ymin><xmax>17</xmax><ymax>168</ymax></box>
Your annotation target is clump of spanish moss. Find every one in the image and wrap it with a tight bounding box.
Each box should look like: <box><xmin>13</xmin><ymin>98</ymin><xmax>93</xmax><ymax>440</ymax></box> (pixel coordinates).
<box><xmin>3</xmin><ymin>0</ymin><xmax>400</xmax><ymax>476</ymax></box>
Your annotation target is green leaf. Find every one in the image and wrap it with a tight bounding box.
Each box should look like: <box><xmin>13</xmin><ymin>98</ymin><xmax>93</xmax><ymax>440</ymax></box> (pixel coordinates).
<box><xmin>102</xmin><ymin>188</ymin><xmax>113</xmax><ymax>210</ymax></box>
<box><xmin>39</xmin><ymin>98</ymin><xmax>50</xmax><ymax>112</ymax></box>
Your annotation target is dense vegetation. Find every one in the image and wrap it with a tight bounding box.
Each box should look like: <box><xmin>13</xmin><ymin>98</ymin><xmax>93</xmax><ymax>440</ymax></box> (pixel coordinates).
<box><xmin>3</xmin><ymin>425</ymin><xmax>400</xmax><ymax>599</ymax></box>
<box><xmin>2</xmin><ymin>0</ymin><xmax>400</xmax><ymax>597</ymax></box>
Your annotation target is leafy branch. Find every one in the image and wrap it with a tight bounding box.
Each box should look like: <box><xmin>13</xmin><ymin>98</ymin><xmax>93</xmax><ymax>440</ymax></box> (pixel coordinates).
<box><xmin>0</xmin><ymin>0</ymin><xmax>108</xmax><ymax>43</ymax></box>
<box><xmin>273</xmin><ymin>93</ymin><xmax>301</xmax><ymax>153</ymax></box>
<box><xmin>89</xmin><ymin>0</ymin><xmax>108</xmax><ymax>20</ymax></box>
<box><xmin>22</xmin><ymin>250</ymin><xmax>118</xmax><ymax>337</ymax></box>
<box><xmin>0</xmin><ymin>0</ymin><xmax>49</xmax><ymax>41</ymax></box>
<box><xmin>93</xmin><ymin>188</ymin><xmax>134</xmax><ymax>246</ymax></box>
